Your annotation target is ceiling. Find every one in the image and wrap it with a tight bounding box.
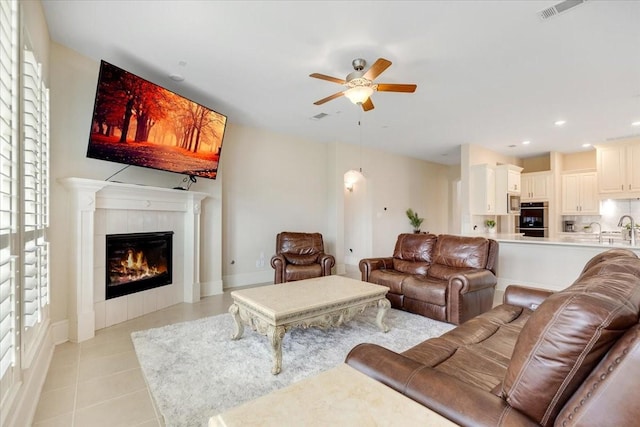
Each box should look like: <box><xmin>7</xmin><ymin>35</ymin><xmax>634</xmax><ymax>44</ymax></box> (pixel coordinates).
<box><xmin>41</xmin><ymin>0</ymin><xmax>640</xmax><ymax>165</ymax></box>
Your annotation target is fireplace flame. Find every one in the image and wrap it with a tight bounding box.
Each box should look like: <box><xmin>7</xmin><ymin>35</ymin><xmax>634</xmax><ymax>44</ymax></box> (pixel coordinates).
<box><xmin>111</xmin><ymin>249</ymin><xmax>163</xmax><ymax>284</ymax></box>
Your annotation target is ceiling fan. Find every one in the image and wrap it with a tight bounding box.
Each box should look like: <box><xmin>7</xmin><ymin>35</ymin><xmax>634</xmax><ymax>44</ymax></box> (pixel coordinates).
<box><xmin>310</xmin><ymin>58</ymin><xmax>417</xmax><ymax>112</ymax></box>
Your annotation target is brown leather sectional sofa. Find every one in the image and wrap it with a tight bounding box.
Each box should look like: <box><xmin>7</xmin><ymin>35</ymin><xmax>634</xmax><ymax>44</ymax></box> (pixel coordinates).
<box><xmin>346</xmin><ymin>248</ymin><xmax>640</xmax><ymax>426</ymax></box>
<box><xmin>360</xmin><ymin>233</ymin><xmax>498</xmax><ymax>324</ymax></box>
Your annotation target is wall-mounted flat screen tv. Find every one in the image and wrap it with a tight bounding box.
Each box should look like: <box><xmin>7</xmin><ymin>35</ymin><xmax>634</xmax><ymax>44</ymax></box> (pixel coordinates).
<box><xmin>87</xmin><ymin>60</ymin><xmax>227</xmax><ymax>179</ymax></box>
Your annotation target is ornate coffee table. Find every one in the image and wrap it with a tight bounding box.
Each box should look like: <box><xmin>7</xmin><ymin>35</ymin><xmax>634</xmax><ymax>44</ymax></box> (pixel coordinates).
<box><xmin>228</xmin><ymin>275</ymin><xmax>391</xmax><ymax>374</ymax></box>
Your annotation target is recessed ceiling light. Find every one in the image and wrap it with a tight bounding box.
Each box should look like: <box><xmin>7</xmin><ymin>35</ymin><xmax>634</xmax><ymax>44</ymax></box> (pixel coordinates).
<box><xmin>522</xmin><ymin>140</ymin><xmax>531</xmax><ymax>145</ymax></box>
<box><xmin>169</xmin><ymin>73</ymin><xmax>185</xmax><ymax>82</ymax></box>
<box><xmin>582</xmin><ymin>143</ymin><xmax>591</xmax><ymax>148</ymax></box>
<box><xmin>554</xmin><ymin>120</ymin><xmax>566</xmax><ymax>126</ymax></box>
<box><xmin>632</xmin><ymin>121</ymin><xmax>640</xmax><ymax>127</ymax></box>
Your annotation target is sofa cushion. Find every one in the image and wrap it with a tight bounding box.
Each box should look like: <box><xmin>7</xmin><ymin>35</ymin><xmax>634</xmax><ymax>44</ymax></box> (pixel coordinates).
<box><xmin>393</xmin><ymin>233</ymin><xmax>437</xmax><ymax>263</ymax></box>
<box><xmin>392</xmin><ymin>258</ymin><xmax>429</xmax><ymax>275</ymax></box>
<box><xmin>284</xmin><ymin>253</ymin><xmax>319</xmax><ymax>265</ymax></box>
<box><xmin>431</xmin><ymin>235</ymin><xmax>489</xmax><ymax>270</ymax></box>
<box><xmin>501</xmin><ymin>263</ymin><xmax>640</xmax><ymax>426</ymax></box>
<box><xmin>578</xmin><ymin>248</ymin><xmax>638</xmax><ymax>276</ymax></box>
<box><xmin>401</xmin><ymin>303</ymin><xmax>532</xmax><ymax>391</ymax></box>
<box><xmin>284</xmin><ymin>263</ymin><xmax>322</xmax><ymax>280</ymax></box>
<box><xmin>402</xmin><ymin>276</ymin><xmax>447</xmax><ymax>306</ymax></box>
<box><xmin>369</xmin><ymin>269</ymin><xmax>406</xmax><ymax>294</ymax></box>
<box><xmin>427</xmin><ymin>264</ymin><xmax>483</xmax><ymax>281</ymax></box>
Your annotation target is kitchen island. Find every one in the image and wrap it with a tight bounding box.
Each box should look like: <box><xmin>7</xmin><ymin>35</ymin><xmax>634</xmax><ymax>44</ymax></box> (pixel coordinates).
<box><xmin>484</xmin><ymin>233</ymin><xmax>640</xmax><ymax>294</ymax></box>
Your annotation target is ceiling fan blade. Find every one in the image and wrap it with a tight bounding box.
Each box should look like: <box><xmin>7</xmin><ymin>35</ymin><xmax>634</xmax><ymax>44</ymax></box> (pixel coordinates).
<box><xmin>363</xmin><ymin>58</ymin><xmax>392</xmax><ymax>81</ymax></box>
<box><xmin>313</xmin><ymin>91</ymin><xmax>345</xmax><ymax>105</ymax></box>
<box><xmin>361</xmin><ymin>98</ymin><xmax>374</xmax><ymax>112</ymax></box>
<box><xmin>376</xmin><ymin>83</ymin><xmax>417</xmax><ymax>93</ymax></box>
<box><xmin>309</xmin><ymin>73</ymin><xmax>346</xmax><ymax>85</ymax></box>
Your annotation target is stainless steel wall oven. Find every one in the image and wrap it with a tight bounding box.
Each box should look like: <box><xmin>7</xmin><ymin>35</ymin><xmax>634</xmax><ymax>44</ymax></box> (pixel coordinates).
<box><xmin>517</xmin><ymin>202</ymin><xmax>549</xmax><ymax>237</ymax></box>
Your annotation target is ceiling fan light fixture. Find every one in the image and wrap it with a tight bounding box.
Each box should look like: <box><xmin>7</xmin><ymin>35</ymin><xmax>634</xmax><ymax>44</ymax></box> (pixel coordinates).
<box><xmin>344</xmin><ymin>86</ymin><xmax>374</xmax><ymax>105</ymax></box>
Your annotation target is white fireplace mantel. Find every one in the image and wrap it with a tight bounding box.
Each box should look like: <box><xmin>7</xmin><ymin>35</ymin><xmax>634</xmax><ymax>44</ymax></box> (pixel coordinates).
<box><xmin>60</xmin><ymin>177</ymin><xmax>209</xmax><ymax>342</ymax></box>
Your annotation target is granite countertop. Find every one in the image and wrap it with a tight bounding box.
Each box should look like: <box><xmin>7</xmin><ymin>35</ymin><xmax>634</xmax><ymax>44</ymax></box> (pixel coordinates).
<box><xmin>465</xmin><ymin>232</ymin><xmax>638</xmax><ymax>249</ymax></box>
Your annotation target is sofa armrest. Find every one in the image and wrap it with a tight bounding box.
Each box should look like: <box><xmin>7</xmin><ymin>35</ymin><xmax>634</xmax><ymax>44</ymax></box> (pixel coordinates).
<box><xmin>318</xmin><ymin>253</ymin><xmax>335</xmax><ymax>276</ymax></box>
<box><xmin>346</xmin><ymin>343</ymin><xmax>538</xmax><ymax>427</ymax></box>
<box><xmin>270</xmin><ymin>254</ymin><xmax>287</xmax><ymax>284</ymax></box>
<box><xmin>446</xmin><ymin>269</ymin><xmax>497</xmax><ymax>324</ymax></box>
<box><xmin>503</xmin><ymin>284</ymin><xmax>553</xmax><ymax>310</ymax></box>
<box><xmin>448</xmin><ymin>269</ymin><xmax>497</xmax><ymax>294</ymax></box>
<box><xmin>359</xmin><ymin>257</ymin><xmax>394</xmax><ymax>282</ymax></box>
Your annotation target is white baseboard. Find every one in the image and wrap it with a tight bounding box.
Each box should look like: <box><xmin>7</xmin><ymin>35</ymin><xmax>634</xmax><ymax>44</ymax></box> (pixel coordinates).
<box><xmin>201</xmin><ymin>279</ymin><xmax>224</xmax><ymax>297</ymax></box>
<box><xmin>223</xmin><ymin>270</ymin><xmax>273</xmax><ymax>289</ymax></box>
<box><xmin>51</xmin><ymin>319</ymin><xmax>69</xmax><ymax>345</ymax></box>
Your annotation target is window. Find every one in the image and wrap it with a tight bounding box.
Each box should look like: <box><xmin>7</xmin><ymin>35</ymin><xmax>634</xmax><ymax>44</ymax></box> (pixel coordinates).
<box><xmin>0</xmin><ymin>0</ymin><xmax>20</xmax><ymax>402</ymax></box>
<box><xmin>21</xmin><ymin>45</ymin><xmax>50</xmax><ymax>364</ymax></box>
<box><xmin>0</xmin><ymin>0</ymin><xmax>50</xmax><ymax>410</ymax></box>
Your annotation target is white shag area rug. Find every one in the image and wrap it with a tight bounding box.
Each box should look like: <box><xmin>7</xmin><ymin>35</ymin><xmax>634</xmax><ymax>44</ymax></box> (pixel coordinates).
<box><xmin>131</xmin><ymin>308</ymin><xmax>454</xmax><ymax>427</ymax></box>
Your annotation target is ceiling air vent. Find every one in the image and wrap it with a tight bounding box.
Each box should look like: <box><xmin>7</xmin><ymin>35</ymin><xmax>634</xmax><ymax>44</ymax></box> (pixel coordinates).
<box><xmin>310</xmin><ymin>112</ymin><xmax>329</xmax><ymax>121</ymax></box>
<box><xmin>606</xmin><ymin>133</ymin><xmax>640</xmax><ymax>142</ymax></box>
<box><xmin>538</xmin><ymin>0</ymin><xmax>587</xmax><ymax>21</ymax></box>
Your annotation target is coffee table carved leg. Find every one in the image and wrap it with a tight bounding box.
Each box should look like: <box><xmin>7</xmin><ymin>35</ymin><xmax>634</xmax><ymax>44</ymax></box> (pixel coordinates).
<box><xmin>267</xmin><ymin>325</ymin><xmax>286</xmax><ymax>375</ymax></box>
<box><xmin>376</xmin><ymin>298</ymin><xmax>391</xmax><ymax>332</ymax></box>
<box><xmin>229</xmin><ymin>303</ymin><xmax>244</xmax><ymax>340</ymax></box>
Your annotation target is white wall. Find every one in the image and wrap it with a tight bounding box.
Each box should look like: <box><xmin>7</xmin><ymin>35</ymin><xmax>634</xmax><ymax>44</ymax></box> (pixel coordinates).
<box><xmin>219</xmin><ymin>124</ymin><xmax>329</xmax><ymax>286</ymax></box>
<box><xmin>332</xmin><ymin>141</ymin><xmax>452</xmax><ymax>264</ymax></box>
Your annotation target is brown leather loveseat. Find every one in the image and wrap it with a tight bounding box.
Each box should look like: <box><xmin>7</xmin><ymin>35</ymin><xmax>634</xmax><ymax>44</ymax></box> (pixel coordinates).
<box><xmin>360</xmin><ymin>233</ymin><xmax>498</xmax><ymax>324</ymax></box>
<box><xmin>346</xmin><ymin>249</ymin><xmax>640</xmax><ymax>426</ymax></box>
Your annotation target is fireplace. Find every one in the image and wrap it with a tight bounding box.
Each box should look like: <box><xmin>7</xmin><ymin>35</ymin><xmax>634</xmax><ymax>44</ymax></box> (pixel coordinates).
<box><xmin>105</xmin><ymin>231</ymin><xmax>173</xmax><ymax>300</ymax></box>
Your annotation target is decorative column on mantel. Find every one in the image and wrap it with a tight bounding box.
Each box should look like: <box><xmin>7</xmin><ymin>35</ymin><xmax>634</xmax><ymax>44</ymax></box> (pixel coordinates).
<box><xmin>59</xmin><ymin>177</ymin><xmax>209</xmax><ymax>342</ymax></box>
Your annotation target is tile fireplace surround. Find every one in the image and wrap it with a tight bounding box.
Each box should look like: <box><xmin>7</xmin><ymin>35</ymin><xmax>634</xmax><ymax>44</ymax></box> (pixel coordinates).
<box><xmin>60</xmin><ymin>177</ymin><xmax>209</xmax><ymax>342</ymax></box>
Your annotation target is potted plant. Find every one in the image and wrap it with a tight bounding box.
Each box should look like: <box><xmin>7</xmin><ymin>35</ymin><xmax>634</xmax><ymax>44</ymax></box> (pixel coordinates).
<box><xmin>406</xmin><ymin>208</ymin><xmax>424</xmax><ymax>233</ymax></box>
<box><xmin>485</xmin><ymin>219</ymin><xmax>497</xmax><ymax>233</ymax></box>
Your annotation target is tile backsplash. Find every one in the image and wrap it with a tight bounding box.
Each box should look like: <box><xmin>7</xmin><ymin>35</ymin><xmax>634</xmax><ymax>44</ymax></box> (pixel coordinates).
<box><xmin>562</xmin><ymin>198</ymin><xmax>640</xmax><ymax>232</ymax></box>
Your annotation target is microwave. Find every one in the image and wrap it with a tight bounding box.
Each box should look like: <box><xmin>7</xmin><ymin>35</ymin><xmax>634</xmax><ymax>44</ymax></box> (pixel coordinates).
<box><xmin>508</xmin><ymin>193</ymin><xmax>521</xmax><ymax>214</ymax></box>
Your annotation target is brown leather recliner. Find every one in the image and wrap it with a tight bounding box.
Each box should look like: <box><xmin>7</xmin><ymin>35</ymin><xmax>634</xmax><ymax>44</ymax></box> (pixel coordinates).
<box><xmin>360</xmin><ymin>233</ymin><xmax>498</xmax><ymax>324</ymax></box>
<box><xmin>270</xmin><ymin>232</ymin><xmax>335</xmax><ymax>284</ymax></box>
<box><xmin>347</xmin><ymin>248</ymin><xmax>640</xmax><ymax>427</ymax></box>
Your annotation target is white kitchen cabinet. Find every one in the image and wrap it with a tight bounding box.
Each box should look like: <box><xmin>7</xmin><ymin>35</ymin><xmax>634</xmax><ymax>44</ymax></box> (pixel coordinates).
<box><xmin>470</xmin><ymin>164</ymin><xmax>495</xmax><ymax>215</ymax></box>
<box><xmin>521</xmin><ymin>172</ymin><xmax>551</xmax><ymax>201</ymax></box>
<box><xmin>496</xmin><ymin>164</ymin><xmax>522</xmax><ymax>193</ymax></box>
<box><xmin>495</xmin><ymin>164</ymin><xmax>523</xmax><ymax>214</ymax></box>
<box><xmin>561</xmin><ymin>172</ymin><xmax>598</xmax><ymax>215</ymax></box>
<box><xmin>596</xmin><ymin>141</ymin><xmax>640</xmax><ymax>198</ymax></box>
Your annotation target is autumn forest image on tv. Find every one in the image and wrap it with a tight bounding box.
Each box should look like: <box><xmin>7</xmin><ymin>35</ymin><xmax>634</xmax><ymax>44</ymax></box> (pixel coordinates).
<box><xmin>87</xmin><ymin>61</ymin><xmax>227</xmax><ymax>179</ymax></box>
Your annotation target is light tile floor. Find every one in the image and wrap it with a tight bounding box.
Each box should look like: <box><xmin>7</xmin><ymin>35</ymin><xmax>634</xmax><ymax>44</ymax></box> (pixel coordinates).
<box><xmin>32</xmin><ymin>286</ymin><xmax>245</xmax><ymax>427</ymax></box>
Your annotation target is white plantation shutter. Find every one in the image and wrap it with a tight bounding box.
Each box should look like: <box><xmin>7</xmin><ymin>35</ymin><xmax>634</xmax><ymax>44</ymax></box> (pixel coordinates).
<box><xmin>0</xmin><ymin>247</ymin><xmax>16</xmax><ymax>380</ymax></box>
<box><xmin>21</xmin><ymin>45</ymin><xmax>50</xmax><ymax>358</ymax></box>
<box><xmin>0</xmin><ymin>0</ymin><xmax>51</xmax><ymax>412</ymax></box>
<box><xmin>0</xmin><ymin>0</ymin><xmax>19</xmax><ymax>401</ymax></box>
<box><xmin>23</xmin><ymin>49</ymin><xmax>42</xmax><ymax>230</ymax></box>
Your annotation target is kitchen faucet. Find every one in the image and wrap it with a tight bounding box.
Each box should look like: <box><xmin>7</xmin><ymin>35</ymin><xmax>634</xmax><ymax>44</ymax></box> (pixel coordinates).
<box><xmin>618</xmin><ymin>215</ymin><xmax>636</xmax><ymax>246</ymax></box>
<box><xmin>589</xmin><ymin>222</ymin><xmax>602</xmax><ymax>244</ymax></box>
